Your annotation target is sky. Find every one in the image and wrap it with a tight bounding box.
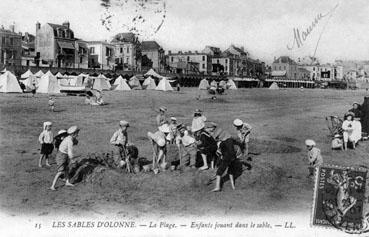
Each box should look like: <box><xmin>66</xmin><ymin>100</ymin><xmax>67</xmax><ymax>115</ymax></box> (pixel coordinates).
<box><xmin>0</xmin><ymin>0</ymin><xmax>368</xmax><ymax>64</ymax></box>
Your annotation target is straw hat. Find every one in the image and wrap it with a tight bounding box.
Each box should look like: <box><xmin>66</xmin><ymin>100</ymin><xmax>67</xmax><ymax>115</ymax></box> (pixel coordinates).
<box><xmin>345</xmin><ymin>112</ymin><xmax>355</xmax><ymax>118</ymax></box>
<box><xmin>43</xmin><ymin>121</ymin><xmax>52</xmax><ymax>130</ymax></box>
<box><xmin>233</xmin><ymin>119</ymin><xmax>243</xmax><ymax>127</ymax></box>
<box><xmin>119</xmin><ymin>120</ymin><xmax>129</xmax><ymax>127</ymax></box>
<box><xmin>67</xmin><ymin>125</ymin><xmax>80</xmax><ymax>135</ymax></box>
<box><xmin>305</xmin><ymin>139</ymin><xmax>316</xmax><ymax>147</ymax></box>
<box><xmin>192</xmin><ymin>122</ymin><xmax>205</xmax><ymax>133</ymax></box>
<box><xmin>159</xmin><ymin>106</ymin><xmax>167</xmax><ymax>112</ymax></box>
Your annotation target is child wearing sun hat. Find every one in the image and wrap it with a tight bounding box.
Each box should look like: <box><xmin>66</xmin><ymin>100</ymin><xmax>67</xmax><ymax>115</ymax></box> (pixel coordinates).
<box><xmin>50</xmin><ymin>125</ymin><xmax>80</xmax><ymax>190</ymax></box>
<box><xmin>305</xmin><ymin>139</ymin><xmax>323</xmax><ymax>178</ymax></box>
<box><xmin>38</xmin><ymin>121</ymin><xmax>54</xmax><ymax>167</ymax></box>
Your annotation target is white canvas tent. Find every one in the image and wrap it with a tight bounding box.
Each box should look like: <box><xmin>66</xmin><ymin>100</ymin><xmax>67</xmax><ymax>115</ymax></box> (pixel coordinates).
<box><xmin>0</xmin><ymin>68</ymin><xmax>7</xmax><ymax>73</ymax></box>
<box><xmin>92</xmin><ymin>77</ymin><xmax>111</xmax><ymax>91</ymax></box>
<box><xmin>34</xmin><ymin>70</ymin><xmax>44</xmax><ymax>78</ymax></box>
<box><xmin>198</xmin><ymin>79</ymin><xmax>209</xmax><ymax>90</ymax></box>
<box><xmin>22</xmin><ymin>75</ymin><xmax>38</xmax><ymax>89</ymax></box>
<box><xmin>142</xmin><ymin>76</ymin><xmax>156</xmax><ymax>90</ymax></box>
<box><xmin>227</xmin><ymin>79</ymin><xmax>237</xmax><ymax>90</ymax></box>
<box><xmin>21</xmin><ymin>69</ymin><xmax>33</xmax><ymax>79</ymax></box>
<box><xmin>210</xmin><ymin>80</ymin><xmax>217</xmax><ymax>87</ymax></box>
<box><xmin>55</xmin><ymin>72</ymin><xmax>64</xmax><ymax>78</ymax></box>
<box><xmin>144</xmin><ymin>68</ymin><xmax>163</xmax><ymax>79</ymax></box>
<box><xmin>36</xmin><ymin>72</ymin><xmax>61</xmax><ymax>94</ymax></box>
<box><xmin>78</xmin><ymin>73</ymin><xmax>89</xmax><ymax>78</ymax></box>
<box><xmin>129</xmin><ymin>76</ymin><xmax>142</xmax><ymax>89</ymax></box>
<box><xmin>114</xmin><ymin>76</ymin><xmax>131</xmax><ymax>91</ymax></box>
<box><xmin>155</xmin><ymin>77</ymin><xmax>174</xmax><ymax>91</ymax></box>
<box><xmin>219</xmin><ymin>80</ymin><xmax>227</xmax><ymax>89</ymax></box>
<box><xmin>98</xmin><ymin>73</ymin><xmax>107</xmax><ymax>79</ymax></box>
<box><xmin>0</xmin><ymin>71</ymin><xmax>22</xmax><ymax>93</ymax></box>
<box><xmin>269</xmin><ymin>82</ymin><xmax>280</xmax><ymax>90</ymax></box>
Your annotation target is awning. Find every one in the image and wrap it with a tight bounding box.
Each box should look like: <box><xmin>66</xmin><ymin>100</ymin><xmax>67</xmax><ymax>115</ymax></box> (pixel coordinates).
<box><xmin>58</xmin><ymin>41</ymin><xmax>75</xmax><ymax>50</ymax></box>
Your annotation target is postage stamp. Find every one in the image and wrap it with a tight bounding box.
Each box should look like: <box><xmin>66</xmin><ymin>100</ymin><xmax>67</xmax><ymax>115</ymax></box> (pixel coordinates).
<box><xmin>312</xmin><ymin>165</ymin><xmax>368</xmax><ymax>234</ymax></box>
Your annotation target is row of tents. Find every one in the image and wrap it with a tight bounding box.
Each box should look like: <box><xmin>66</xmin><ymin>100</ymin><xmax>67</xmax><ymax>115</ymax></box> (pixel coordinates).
<box><xmin>198</xmin><ymin>78</ymin><xmax>238</xmax><ymax>90</ymax></box>
<box><xmin>0</xmin><ymin>68</ymin><xmax>176</xmax><ymax>93</ymax></box>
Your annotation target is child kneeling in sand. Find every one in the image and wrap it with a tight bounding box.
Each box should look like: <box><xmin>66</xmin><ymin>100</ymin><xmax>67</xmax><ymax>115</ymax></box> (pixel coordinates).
<box><xmin>50</xmin><ymin>126</ymin><xmax>80</xmax><ymax>190</ymax></box>
<box><xmin>305</xmin><ymin>139</ymin><xmax>323</xmax><ymax>178</ymax></box>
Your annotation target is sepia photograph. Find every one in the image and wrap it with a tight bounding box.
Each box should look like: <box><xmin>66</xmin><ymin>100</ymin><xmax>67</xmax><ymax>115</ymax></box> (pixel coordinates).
<box><xmin>0</xmin><ymin>0</ymin><xmax>369</xmax><ymax>236</ymax></box>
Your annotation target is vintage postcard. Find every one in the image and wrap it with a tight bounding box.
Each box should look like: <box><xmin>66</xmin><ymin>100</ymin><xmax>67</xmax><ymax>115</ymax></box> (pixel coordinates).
<box><xmin>1</xmin><ymin>0</ymin><xmax>369</xmax><ymax>236</ymax></box>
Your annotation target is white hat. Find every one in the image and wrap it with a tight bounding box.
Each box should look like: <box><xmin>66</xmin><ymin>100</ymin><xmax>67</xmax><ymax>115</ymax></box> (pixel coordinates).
<box><xmin>119</xmin><ymin>120</ymin><xmax>129</xmax><ymax>127</ymax></box>
<box><xmin>158</xmin><ymin>124</ymin><xmax>170</xmax><ymax>133</ymax></box>
<box><xmin>334</xmin><ymin>134</ymin><xmax>341</xmax><ymax>138</ymax></box>
<box><xmin>58</xmin><ymin>129</ymin><xmax>67</xmax><ymax>135</ymax></box>
<box><xmin>191</xmin><ymin>121</ymin><xmax>205</xmax><ymax>133</ymax></box>
<box><xmin>159</xmin><ymin>106</ymin><xmax>167</xmax><ymax>112</ymax></box>
<box><xmin>233</xmin><ymin>119</ymin><xmax>243</xmax><ymax>127</ymax></box>
<box><xmin>43</xmin><ymin>121</ymin><xmax>52</xmax><ymax>130</ymax></box>
<box><xmin>305</xmin><ymin>139</ymin><xmax>316</xmax><ymax>147</ymax></box>
<box><xmin>67</xmin><ymin>125</ymin><xmax>80</xmax><ymax>135</ymax></box>
<box><xmin>170</xmin><ymin>117</ymin><xmax>177</xmax><ymax>121</ymax></box>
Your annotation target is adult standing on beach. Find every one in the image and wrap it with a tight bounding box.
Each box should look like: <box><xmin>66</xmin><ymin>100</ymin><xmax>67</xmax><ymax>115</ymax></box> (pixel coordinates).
<box><xmin>156</xmin><ymin>106</ymin><xmax>168</xmax><ymax>127</ymax></box>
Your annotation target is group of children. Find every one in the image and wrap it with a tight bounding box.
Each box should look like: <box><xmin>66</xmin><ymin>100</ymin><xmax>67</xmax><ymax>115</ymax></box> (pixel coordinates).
<box><xmin>145</xmin><ymin>107</ymin><xmax>253</xmax><ymax>192</ymax></box>
<box><xmin>38</xmin><ymin>122</ymin><xmax>80</xmax><ymax>190</ymax></box>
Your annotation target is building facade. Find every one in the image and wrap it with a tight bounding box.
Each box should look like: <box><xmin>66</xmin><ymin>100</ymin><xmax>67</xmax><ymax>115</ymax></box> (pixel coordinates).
<box><xmin>272</xmin><ymin>56</ymin><xmax>299</xmax><ymax>80</ymax></box>
<box><xmin>167</xmin><ymin>51</ymin><xmax>212</xmax><ymax>75</ymax></box>
<box><xmin>141</xmin><ymin>41</ymin><xmax>165</xmax><ymax>72</ymax></box>
<box><xmin>111</xmin><ymin>32</ymin><xmax>141</xmax><ymax>71</ymax></box>
<box><xmin>0</xmin><ymin>25</ymin><xmax>22</xmax><ymax>68</ymax></box>
<box><xmin>35</xmin><ymin>21</ymin><xmax>77</xmax><ymax>68</ymax></box>
<box><xmin>75</xmin><ymin>40</ymin><xmax>89</xmax><ymax>69</ymax></box>
<box><xmin>87</xmin><ymin>41</ymin><xmax>114</xmax><ymax>70</ymax></box>
<box><xmin>21</xmin><ymin>32</ymin><xmax>36</xmax><ymax>67</ymax></box>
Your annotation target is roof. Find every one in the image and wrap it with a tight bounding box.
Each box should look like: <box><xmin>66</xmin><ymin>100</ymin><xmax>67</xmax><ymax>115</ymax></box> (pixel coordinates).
<box><xmin>87</xmin><ymin>41</ymin><xmax>114</xmax><ymax>46</ymax></box>
<box><xmin>0</xmin><ymin>28</ymin><xmax>21</xmax><ymax>37</ymax></box>
<box><xmin>141</xmin><ymin>41</ymin><xmax>162</xmax><ymax>51</ymax></box>
<box><xmin>47</xmin><ymin>23</ymin><xmax>70</xmax><ymax>31</ymax></box>
<box><xmin>273</xmin><ymin>56</ymin><xmax>297</xmax><ymax>65</ymax></box>
<box><xmin>111</xmin><ymin>32</ymin><xmax>137</xmax><ymax>43</ymax></box>
<box><xmin>298</xmin><ymin>68</ymin><xmax>310</xmax><ymax>73</ymax></box>
<box><xmin>168</xmin><ymin>51</ymin><xmax>207</xmax><ymax>56</ymax></box>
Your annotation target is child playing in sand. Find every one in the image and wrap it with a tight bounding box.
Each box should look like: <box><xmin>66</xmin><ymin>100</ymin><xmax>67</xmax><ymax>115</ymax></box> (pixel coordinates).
<box><xmin>38</xmin><ymin>121</ymin><xmax>54</xmax><ymax>167</ymax></box>
<box><xmin>54</xmin><ymin>129</ymin><xmax>68</xmax><ymax>151</ymax></box>
<box><xmin>50</xmin><ymin>126</ymin><xmax>80</xmax><ymax>190</ymax></box>
<box><xmin>48</xmin><ymin>97</ymin><xmax>55</xmax><ymax>112</ymax></box>
<box><xmin>305</xmin><ymin>139</ymin><xmax>323</xmax><ymax>178</ymax></box>
<box><xmin>110</xmin><ymin>120</ymin><xmax>130</xmax><ymax>170</ymax></box>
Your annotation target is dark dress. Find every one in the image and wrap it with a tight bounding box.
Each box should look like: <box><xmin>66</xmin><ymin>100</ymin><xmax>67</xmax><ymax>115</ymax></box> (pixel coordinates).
<box><xmin>361</xmin><ymin>97</ymin><xmax>369</xmax><ymax>134</ymax></box>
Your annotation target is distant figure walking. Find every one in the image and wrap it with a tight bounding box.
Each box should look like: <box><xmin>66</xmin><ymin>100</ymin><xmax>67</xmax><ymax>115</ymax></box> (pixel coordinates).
<box><xmin>48</xmin><ymin>97</ymin><xmax>55</xmax><ymax>112</ymax></box>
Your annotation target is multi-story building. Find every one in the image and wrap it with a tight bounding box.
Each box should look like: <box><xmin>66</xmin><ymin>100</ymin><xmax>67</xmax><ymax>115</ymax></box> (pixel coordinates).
<box><xmin>318</xmin><ymin>64</ymin><xmax>335</xmax><ymax>81</ymax></box>
<box><xmin>141</xmin><ymin>41</ymin><xmax>165</xmax><ymax>72</ymax></box>
<box><xmin>167</xmin><ymin>50</ymin><xmax>212</xmax><ymax>75</ymax></box>
<box><xmin>272</xmin><ymin>56</ymin><xmax>299</xmax><ymax>80</ymax></box>
<box><xmin>35</xmin><ymin>21</ymin><xmax>77</xmax><ymax>68</ymax></box>
<box><xmin>296</xmin><ymin>56</ymin><xmax>319</xmax><ymax>81</ymax></box>
<box><xmin>75</xmin><ymin>39</ymin><xmax>89</xmax><ymax>69</ymax></box>
<box><xmin>111</xmin><ymin>32</ymin><xmax>140</xmax><ymax>71</ymax></box>
<box><xmin>87</xmin><ymin>41</ymin><xmax>114</xmax><ymax>70</ymax></box>
<box><xmin>0</xmin><ymin>25</ymin><xmax>22</xmax><ymax>68</ymax></box>
<box><xmin>202</xmin><ymin>46</ymin><xmax>221</xmax><ymax>57</ymax></box>
<box><xmin>21</xmin><ymin>32</ymin><xmax>36</xmax><ymax>67</ymax></box>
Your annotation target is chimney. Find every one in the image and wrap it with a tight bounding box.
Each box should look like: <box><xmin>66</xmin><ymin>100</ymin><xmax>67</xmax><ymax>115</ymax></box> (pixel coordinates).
<box><xmin>62</xmin><ymin>21</ymin><xmax>70</xmax><ymax>29</ymax></box>
<box><xmin>36</xmin><ymin>22</ymin><xmax>41</xmax><ymax>31</ymax></box>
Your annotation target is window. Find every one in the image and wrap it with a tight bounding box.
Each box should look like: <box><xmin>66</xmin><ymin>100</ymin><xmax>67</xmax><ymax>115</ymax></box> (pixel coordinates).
<box><xmin>225</xmin><ymin>59</ymin><xmax>228</xmax><ymax>64</ymax></box>
<box><xmin>1</xmin><ymin>37</ymin><xmax>4</xmax><ymax>44</ymax></box>
<box><xmin>313</xmin><ymin>67</ymin><xmax>315</xmax><ymax>71</ymax></box>
<box><xmin>90</xmin><ymin>47</ymin><xmax>95</xmax><ymax>54</ymax></box>
<box><xmin>225</xmin><ymin>66</ymin><xmax>228</xmax><ymax>71</ymax></box>
<box><xmin>120</xmin><ymin>48</ymin><xmax>123</xmax><ymax>53</ymax></box>
<box><xmin>10</xmin><ymin>38</ymin><xmax>13</xmax><ymax>45</ymax></box>
<box><xmin>126</xmin><ymin>57</ymin><xmax>128</xmax><ymax>63</ymax></box>
<box><xmin>202</xmin><ymin>64</ymin><xmax>205</xmax><ymax>69</ymax></box>
<box><xmin>127</xmin><ymin>47</ymin><xmax>129</xmax><ymax>53</ymax></box>
<box><xmin>171</xmin><ymin>56</ymin><xmax>173</xmax><ymax>62</ymax></box>
<box><xmin>217</xmin><ymin>59</ymin><xmax>219</xmax><ymax>64</ymax></box>
<box><xmin>80</xmin><ymin>56</ymin><xmax>83</xmax><ymax>63</ymax></box>
<box><xmin>187</xmin><ymin>56</ymin><xmax>190</xmax><ymax>61</ymax></box>
<box><xmin>202</xmin><ymin>56</ymin><xmax>205</xmax><ymax>61</ymax></box>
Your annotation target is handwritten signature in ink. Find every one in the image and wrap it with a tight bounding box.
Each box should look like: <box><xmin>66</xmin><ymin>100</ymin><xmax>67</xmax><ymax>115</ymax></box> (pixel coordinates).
<box><xmin>287</xmin><ymin>3</ymin><xmax>339</xmax><ymax>51</ymax></box>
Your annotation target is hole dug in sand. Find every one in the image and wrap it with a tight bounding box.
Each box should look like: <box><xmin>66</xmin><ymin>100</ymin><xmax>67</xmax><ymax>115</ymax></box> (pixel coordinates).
<box><xmin>249</xmin><ymin>139</ymin><xmax>301</xmax><ymax>154</ymax></box>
